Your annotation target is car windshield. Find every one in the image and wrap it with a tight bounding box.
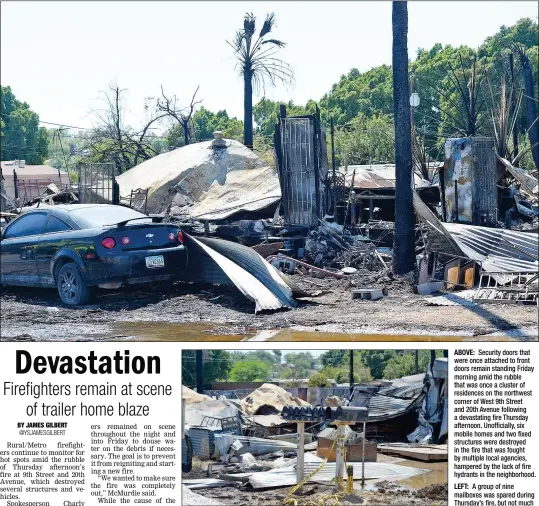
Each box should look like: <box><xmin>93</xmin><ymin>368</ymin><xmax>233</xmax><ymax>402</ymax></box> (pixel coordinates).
<box><xmin>69</xmin><ymin>206</ymin><xmax>151</xmax><ymax>228</ymax></box>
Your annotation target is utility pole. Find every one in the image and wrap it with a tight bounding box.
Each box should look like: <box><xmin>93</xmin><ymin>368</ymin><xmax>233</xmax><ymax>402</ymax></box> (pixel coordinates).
<box><xmin>195</xmin><ymin>350</ymin><xmax>203</xmax><ymax>394</ymax></box>
<box><xmin>331</xmin><ymin>117</ymin><xmax>336</xmax><ymax>180</ymax></box>
<box><xmin>349</xmin><ymin>350</ymin><xmax>354</xmax><ymax>396</ymax></box>
<box><xmin>415</xmin><ymin>350</ymin><xmax>419</xmax><ymax>374</ymax></box>
<box><xmin>410</xmin><ymin>74</ymin><xmax>415</xmax><ymax>135</ymax></box>
<box><xmin>391</xmin><ymin>1</ymin><xmax>416</xmax><ymax>276</ymax></box>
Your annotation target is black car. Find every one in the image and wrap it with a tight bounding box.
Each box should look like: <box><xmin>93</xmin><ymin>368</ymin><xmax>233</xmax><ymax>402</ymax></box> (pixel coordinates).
<box><xmin>0</xmin><ymin>204</ymin><xmax>187</xmax><ymax>306</ymax></box>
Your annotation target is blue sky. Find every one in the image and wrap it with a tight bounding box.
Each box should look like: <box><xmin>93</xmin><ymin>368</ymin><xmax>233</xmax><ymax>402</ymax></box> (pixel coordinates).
<box><xmin>1</xmin><ymin>1</ymin><xmax>537</xmax><ymax>131</ymax></box>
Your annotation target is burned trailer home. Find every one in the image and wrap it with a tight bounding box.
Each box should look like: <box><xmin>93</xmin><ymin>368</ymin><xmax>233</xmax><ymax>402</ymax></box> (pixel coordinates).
<box><xmin>1</xmin><ymin>112</ymin><xmax>537</xmax><ymax>338</ymax></box>
<box><xmin>182</xmin><ymin>352</ymin><xmax>448</xmax><ymax>505</ymax></box>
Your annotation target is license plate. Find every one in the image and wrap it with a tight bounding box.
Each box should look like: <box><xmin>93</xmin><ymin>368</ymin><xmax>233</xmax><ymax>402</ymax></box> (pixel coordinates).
<box><xmin>145</xmin><ymin>255</ymin><xmax>165</xmax><ymax>269</ymax></box>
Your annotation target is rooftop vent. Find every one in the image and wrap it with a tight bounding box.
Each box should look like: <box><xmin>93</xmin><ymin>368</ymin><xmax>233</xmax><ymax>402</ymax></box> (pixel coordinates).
<box><xmin>212</xmin><ymin>131</ymin><xmax>226</xmax><ymax>148</ymax></box>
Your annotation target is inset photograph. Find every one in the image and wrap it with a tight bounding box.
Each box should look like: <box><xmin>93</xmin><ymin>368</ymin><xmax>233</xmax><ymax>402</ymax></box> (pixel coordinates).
<box><xmin>182</xmin><ymin>349</ymin><xmax>448</xmax><ymax>505</ymax></box>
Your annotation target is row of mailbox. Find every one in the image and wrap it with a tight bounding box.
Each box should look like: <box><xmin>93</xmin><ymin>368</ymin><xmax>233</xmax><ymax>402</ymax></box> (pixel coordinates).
<box><xmin>281</xmin><ymin>405</ymin><xmax>369</xmax><ymax>422</ymax></box>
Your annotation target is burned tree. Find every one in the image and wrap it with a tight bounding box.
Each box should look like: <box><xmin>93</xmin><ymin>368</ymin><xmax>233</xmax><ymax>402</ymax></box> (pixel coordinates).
<box><xmin>514</xmin><ymin>44</ymin><xmax>539</xmax><ymax>170</ymax></box>
<box><xmin>391</xmin><ymin>1</ymin><xmax>416</xmax><ymax>276</ymax></box>
<box><xmin>228</xmin><ymin>12</ymin><xmax>293</xmax><ymax>149</ymax></box>
<box><xmin>87</xmin><ymin>85</ymin><xmax>166</xmax><ymax>173</ymax></box>
<box><xmin>156</xmin><ymin>86</ymin><xmax>201</xmax><ymax>146</ymax></box>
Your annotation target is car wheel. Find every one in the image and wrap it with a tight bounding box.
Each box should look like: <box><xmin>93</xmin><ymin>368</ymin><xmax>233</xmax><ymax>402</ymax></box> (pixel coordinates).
<box><xmin>57</xmin><ymin>263</ymin><xmax>91</xmax><ymax>306</ymax></box>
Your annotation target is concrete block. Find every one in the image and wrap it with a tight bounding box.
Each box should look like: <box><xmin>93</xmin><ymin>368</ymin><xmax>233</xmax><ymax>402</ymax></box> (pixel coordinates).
<box><xmin>351</xmin><ymin>289</ymin><xmax>384</xmax><ymax>301</ymax></box>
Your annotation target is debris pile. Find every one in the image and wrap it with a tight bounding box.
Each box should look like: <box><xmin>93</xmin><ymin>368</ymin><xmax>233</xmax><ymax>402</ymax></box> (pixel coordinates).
<box><xmin>116</xmin><ymin>138</ymin><xmax>281</xmax><ymax>220</ymax></box>
<box><xmin>183</xmin><ymin>367</ymin><xmax>447</xmax><ymax>504</ymax></box>
<box><xmin>241</xmin><ymin>383</ymin><xmax>310</xmax><ymax>416</ymax></box>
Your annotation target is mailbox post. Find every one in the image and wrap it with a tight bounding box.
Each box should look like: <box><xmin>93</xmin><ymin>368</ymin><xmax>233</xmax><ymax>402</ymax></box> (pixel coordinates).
<box><xmin>282</xmin><ymin>405</ymin><xmax>369</xmax><ymax>493</ymax></box>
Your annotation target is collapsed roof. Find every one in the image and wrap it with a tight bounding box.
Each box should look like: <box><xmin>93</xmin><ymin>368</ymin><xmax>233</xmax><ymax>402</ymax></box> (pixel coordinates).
<box><xmin>340</xmin><ymin>164</ymin><xmax>435</xmax><ymax>189</ymax></box>
<box><xmin>116</xmin><ymin>139</ymin><xmax>281</xmax><ymax>220</ymax></box>
<box><xmin>350</xmin><ymin>373</ymin><xmax>426</xmax><ymax>422</ymax></box>
<box><xmin>241</xmin><ymin>383</ymin><xmax>310</xmax><ymax>416</ymax></box>
<box><xmin>183</xmin><ymin>385</ymin><xmax>212</xmax><ymax>404</ymax></box>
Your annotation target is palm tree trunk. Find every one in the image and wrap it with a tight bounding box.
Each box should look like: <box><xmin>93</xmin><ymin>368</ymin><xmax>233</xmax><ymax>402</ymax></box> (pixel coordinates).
<box><xmin>244</xmin><ymin>69</ymin><xmax>254</xmax><ymax>149</ymax></box>
<box><xmin>519</xmin><ymin>51</ymin><xmax>539</xmax><ymax>169</ymax></box>
<box><xmin>391</xmin><ymin>1</ymin><xmax>416</xmax><ymax>276</ymax></box>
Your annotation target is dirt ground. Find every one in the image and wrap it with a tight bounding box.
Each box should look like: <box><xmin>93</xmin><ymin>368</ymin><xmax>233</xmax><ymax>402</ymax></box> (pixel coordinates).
<box><xmin>0</xmin><ymin>273</ymin><xmax>537</xmax><ymax>341</ymax></box>
<box><xmin>186</xmin><ymin>482</ymin><xmax>448</xmax><ymax>506</ymax></box>
<box><xmin>183</xmin><ymin>457</ymin><xmax>447</xmax><ymax>506</ymax></box>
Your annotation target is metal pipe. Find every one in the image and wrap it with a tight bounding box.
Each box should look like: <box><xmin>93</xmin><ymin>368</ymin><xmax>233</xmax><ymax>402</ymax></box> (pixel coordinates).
<box><xmin>362</xmin><ymin>421</ymin><xmax>366</xmax><ymax>488</ymax></box>
<box><xmin>343</xmin><ymin>168</ymin><xmax>356</xmax><ymax>231</ymax></box>
<box><xmin>297</xmin><ymin>421</ymin><xmax>305</xmax><ymax>484</ymax></box>
<box><xmin>335</xmin><ymin>423</ymin><xmax>345</xmax><ymax>492</ymax></box>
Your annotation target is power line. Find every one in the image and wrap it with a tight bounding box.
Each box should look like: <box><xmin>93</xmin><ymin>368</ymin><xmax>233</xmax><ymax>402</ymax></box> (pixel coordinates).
<box><xmin>0</xmin><ymin>112</ymin><xmax>91</xmax><ymax>131</ymax></box>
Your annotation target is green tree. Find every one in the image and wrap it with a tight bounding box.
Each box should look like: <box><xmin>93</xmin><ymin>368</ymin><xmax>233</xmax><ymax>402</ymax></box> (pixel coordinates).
<box><xmin>334</xmin><ymin>114</ymin><xmax>395</xmax><ymax>166</ymax></box>
<box><xmin>233</xmin><ymin>351</ymin><xmax>278</xmax><ymax>367</ymax></box>
<box><xmin>321</xmin><ymin>350</ymin><xmax>346</xmax><ymax>369</ymax></box>
<box><xmin>308</xmin><ymin>372</ymin><xmax>329</xmax><ymax>387</ymax></box>
<box><xmin>189</xmin><ymin>107</ymin><xmax>244</xmax><ymax>142</ymax></box>
<box><xmin>229</xmin><ymin>361</ymin><xmax>269</xmax><ymax>382</ymax></box>
<box><xmin>228</xmin><ymin>12</ymin><xmax>293</xmax><ymax>148</ymax></box>
<box><xmin>253</xmin><ymin>97</ymin><xmax>310</xmax><ymax>137</ymax></box>
<box><xmin>181</xmin><ymin>350</ymin><xmax>232</xmax><ymax>388</ymax></box>
<box><xmin>383</xmin><ymin>350</ymin><xmax>444</xmax><ymax>379</ymax></box>
<box><xmin>285</xmin><ymin>352</ymin><xmax>316</xmax><ymax>378</ymax></box>
<box><xmin>359</xmin><ymin>350</ymin><xmax>398</xmax><ymax>379</ymax></box>
<box><xmin>1</xmin><ymin>86</ymin><xmax>49</xmax><ymax>164</ymax></box>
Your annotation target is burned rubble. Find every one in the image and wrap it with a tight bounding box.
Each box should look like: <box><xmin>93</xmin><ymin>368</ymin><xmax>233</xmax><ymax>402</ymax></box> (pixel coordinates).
<box><xmin>1</xmin><ymin>107</ymin><xmax>538</xmax><ymax>317</ymax></box>
<box><xmin>182</xmin><ymin>358</ymin><xmax>448</xmax><ymax>504</ymax></box>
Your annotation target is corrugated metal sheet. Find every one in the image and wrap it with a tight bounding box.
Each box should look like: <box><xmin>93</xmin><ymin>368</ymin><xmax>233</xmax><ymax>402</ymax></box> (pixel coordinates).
<box><xmin>377</xmin><ymin>374</ymin><xmax>425</xmax><ymax>399</ymax></box>
<box><xmin>414</xmin><ymin>189</ymin><xmax>539</xmax><ymax>274</ymax></box>
<box><xmin>184</xmin><ymin>399</ymin><xmax>241</xmax><ymax>427</ymax></box>
<box><xmin>248</xmin><ymin>462</ymin><xmax>429</xmax><ymax>489</ymax></box>
<box><xmin>275</xmin><ymin>114</ymin><xmax>328</xmax><ymax>226</ymax></box>
<box><xmin>498</xmin><ymin>156</ymin><xmax>539</xmax><ymax>198</ymax></box>
<box><xmin>443</xmin><ymin>223</ymin><xmax>538</xmax><ymax>273</ymax></box>
<box><xmin>344</xmin><ymin>374</ymin><xmax>425</xmax><ymax>422</ymax></box>
<box><xmin>278</xmin><ymin>117</ymin><xmax>318</xmax><ymax>226</ymax></box>
<box><xmin>189</xmin><ymin>426</ymin><xmax>241</xmax><ymax>460</ymax></box>
<box><xmin>213</xmin><ymin>435</ymin><xmax>296</xmax><ymax>457</ymax></box>
<box><xmin>190</xmin><ymin>236</ymin><xmax>297</xmax><ymax>312</ymax></box>
<box><xmin>183</xmin><ymin>478</ymin><xmax>235</xmax><ymax>490</ymax></box>
<box><xmin>350</xmin><ymin>394</ymin><xmax>422</xmax><ymax>422</ymax></box>
<box><xmin>341</xmin><ymin>165</ymin><xmax>428</xmax><ymax>189</ymax></box>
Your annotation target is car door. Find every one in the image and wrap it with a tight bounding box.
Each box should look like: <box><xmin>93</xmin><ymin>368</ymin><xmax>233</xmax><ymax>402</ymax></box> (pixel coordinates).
<box><xmin>36</xmin><ymin>214</ymin><xmax>74</xmax><ymax>286</ymax></box>
<box><xmin>0</xmin><ymin>211</ymin><xmax>48</xmax><ymax>286</ymax></box>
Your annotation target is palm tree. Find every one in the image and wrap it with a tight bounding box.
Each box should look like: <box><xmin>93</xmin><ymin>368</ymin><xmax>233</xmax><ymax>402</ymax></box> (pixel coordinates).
<box><xmin>391</xmin><ymin>1</ymin><xmax>416</xmax><ymax>276</ymax></box>
<box><xmin>228</xmin><ymin>12</ymin><xmax>293</xmax><ymax>149</ymax></box>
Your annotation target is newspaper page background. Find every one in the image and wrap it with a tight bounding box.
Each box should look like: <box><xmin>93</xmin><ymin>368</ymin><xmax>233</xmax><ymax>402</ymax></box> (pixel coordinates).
<box><xmin>1</xmin><ymin>341</ymin><xmax>537</xmax><ymax>506</ymax></box>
